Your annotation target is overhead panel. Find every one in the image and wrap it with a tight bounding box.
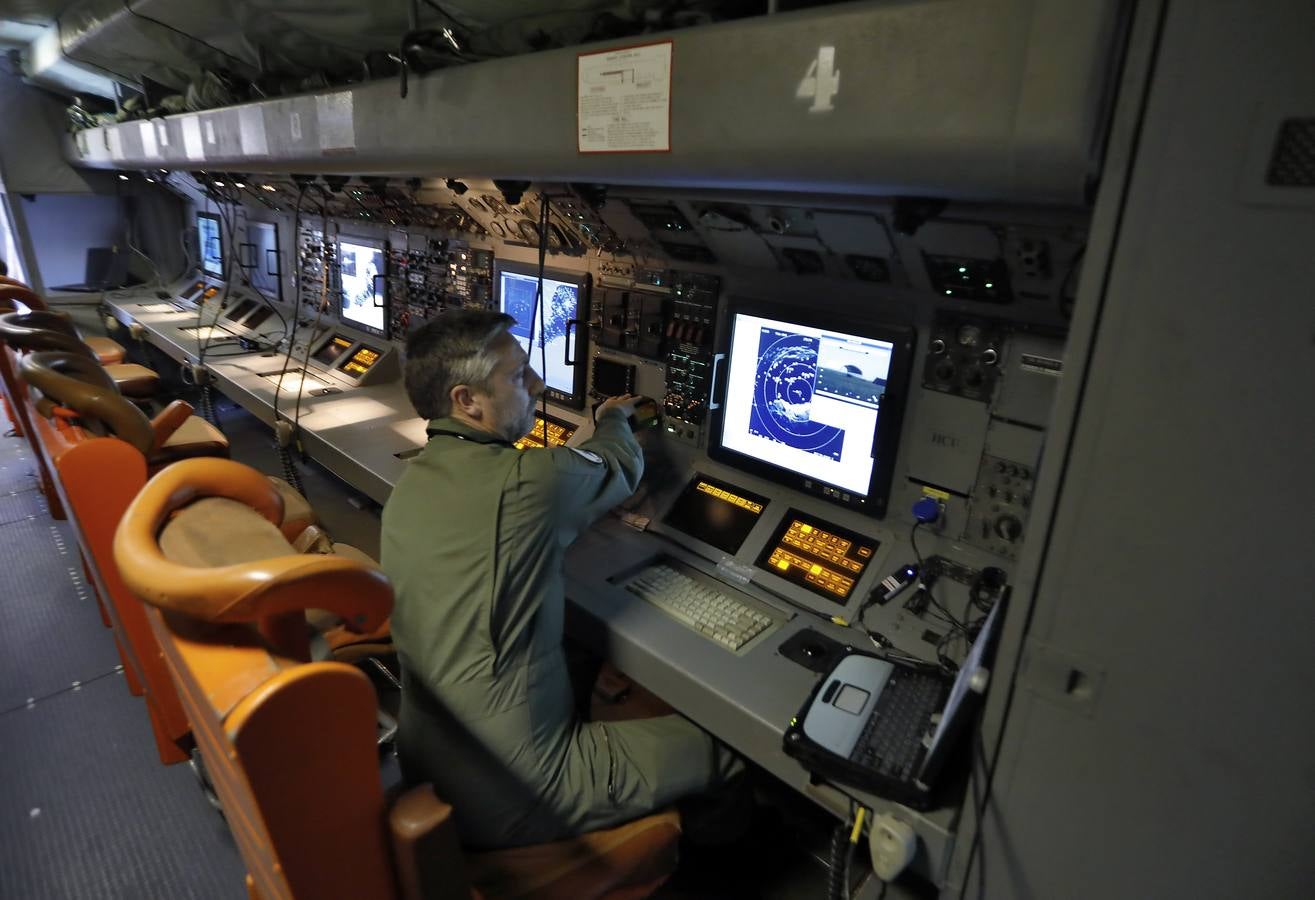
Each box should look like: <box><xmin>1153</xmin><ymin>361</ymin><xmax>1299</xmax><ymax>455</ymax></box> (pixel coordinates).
<box><xmin>65</xmin><ymin>0</ymin><xmax>1125</xmax><ymax>205</ymax></box>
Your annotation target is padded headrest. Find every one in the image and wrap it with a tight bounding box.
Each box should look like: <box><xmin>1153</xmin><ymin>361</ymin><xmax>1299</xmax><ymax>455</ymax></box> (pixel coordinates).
<box><xmin>18</xmin><ymin>351</ymin><xmax>153</xmax><ymax>452</ymax></box>
<box><xmin>0</xmin><ymin>310</ymin><xmax>88</xmax><ymax>356</ymax></box>
<box><xmin>0</xmin><ymin>284</ymin><xmax>47</xmax><ymax>313</ymax></box>
<box><xmin>113</xmin><ymin>458</ymin><xmax>392</xmax><ymax>630</ymax></box>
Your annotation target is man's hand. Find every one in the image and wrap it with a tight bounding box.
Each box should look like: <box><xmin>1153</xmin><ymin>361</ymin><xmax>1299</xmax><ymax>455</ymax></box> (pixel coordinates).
<box><xmin>596</xmin><ymin>393</ymin><xmax>642</xmax><ymax>420</ymax></box>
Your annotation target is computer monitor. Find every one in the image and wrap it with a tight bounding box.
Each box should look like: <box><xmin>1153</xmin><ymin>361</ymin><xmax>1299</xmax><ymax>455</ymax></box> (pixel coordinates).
<box><xmin>337</xmin><ymin>235</ymin><xmax>386</xmax><ymax>337</ymax></box>
<box><xmin>495</xmin><ymin>259</ymin><xmax>590</xmax><ymax>409</ymax></box>
<box><xmin>197</xmin><ymin>211</ymin><xmax>224</xmax><ymax>278</ymax></box>
<box><xmin>708</xmin><ymin>300</ymin><xmax>915</xmax><ymax>518</ymax></box>
<box><xmin>245</xmin><ymin>222</ymin><xmax>282</xmax><ymax>301</ymax></box>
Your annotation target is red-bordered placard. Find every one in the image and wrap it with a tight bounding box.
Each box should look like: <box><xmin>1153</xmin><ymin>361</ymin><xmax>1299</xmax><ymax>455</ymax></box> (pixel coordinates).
<box><xmin>577</xmin><ymin>39</ymin><xmax>674</xmax><ymax>154</ymax></box>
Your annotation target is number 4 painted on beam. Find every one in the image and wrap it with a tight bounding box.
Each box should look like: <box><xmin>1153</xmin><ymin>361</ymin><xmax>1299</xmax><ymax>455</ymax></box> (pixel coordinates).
<box><xmin>796</xmin><ymin>46</ymin><xmax>839</xmax><ymax>112</ymax></box>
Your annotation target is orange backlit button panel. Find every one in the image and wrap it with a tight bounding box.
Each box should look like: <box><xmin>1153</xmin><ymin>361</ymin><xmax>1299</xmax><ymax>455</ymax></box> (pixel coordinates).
<box><xmin>514</xmin><ymin>416</ymin><xmax>577</xmax><ymax>450</ymax></box>
<box><xmin>765</xmin><ymin>548</ymin><xmax>854</xmax><ymax>598</ymax></box>
<box><xmin>695</xmin><ymin>480</ymin><xmax>764</xmax><ymax>515</ymax></box>
<box><xmin>757</xmin><ymin>510</ymin><xmax>880</xmax><ymax>604</ymax></box>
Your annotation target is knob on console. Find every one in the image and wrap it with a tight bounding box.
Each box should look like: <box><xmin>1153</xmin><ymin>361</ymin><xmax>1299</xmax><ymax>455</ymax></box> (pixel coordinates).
<box><xmin>930</xmin><ymin>338</ymin><xmax>947</xmax><ymax>355</ymax></box>
<box><xmin>994</xmin><ymin>514</ymin><xmax>1023</xmax><ymax>542</ymax></box>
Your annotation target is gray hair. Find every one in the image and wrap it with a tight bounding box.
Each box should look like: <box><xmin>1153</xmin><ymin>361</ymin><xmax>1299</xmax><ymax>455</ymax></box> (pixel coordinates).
<box><xmin>403</xmin><ymin>309</ymin><xmax>515</xmax><ymax>419</ymax></box>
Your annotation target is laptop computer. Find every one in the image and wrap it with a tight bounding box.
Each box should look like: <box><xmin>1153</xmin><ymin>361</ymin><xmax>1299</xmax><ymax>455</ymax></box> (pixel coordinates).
<box><xmin>51</xmin><ymin>247</ymin><xmax>132</xmax><ymax>293</ymax></box>
<box><xmin>783</xmin><ymin>598</ymin><xmax>1006</xmax><ymax>809</ymax></box>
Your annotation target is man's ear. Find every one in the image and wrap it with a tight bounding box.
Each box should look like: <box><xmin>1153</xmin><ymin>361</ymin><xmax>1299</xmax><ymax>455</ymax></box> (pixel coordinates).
<box><xmin>450</xmin><ymin>383</ymin><xmax>482</xmax><ymax>420</ymax></box>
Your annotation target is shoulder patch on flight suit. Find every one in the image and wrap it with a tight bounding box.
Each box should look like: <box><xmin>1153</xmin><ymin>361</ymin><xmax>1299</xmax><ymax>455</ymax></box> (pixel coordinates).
<box><xmin>568</xmin><ymin>447</ymin><xmax>605</xmax><ymax>466</ymax></box>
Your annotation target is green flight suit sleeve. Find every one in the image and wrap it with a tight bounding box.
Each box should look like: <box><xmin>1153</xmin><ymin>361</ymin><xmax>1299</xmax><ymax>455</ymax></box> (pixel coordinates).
<box><xmin>523</xmin><ymin>407</ymin><xmax>645</xmax><ymax>547</ymax></box>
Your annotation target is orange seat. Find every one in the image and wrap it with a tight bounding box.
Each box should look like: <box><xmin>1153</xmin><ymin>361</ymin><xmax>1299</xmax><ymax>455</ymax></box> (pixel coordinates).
<box><xmin>18</xmin><ymin>351</ymin><xmax>227</xmax><ymax>467</ymax></box>
<box><xmin>0</xmin><ymin>308</ymin><xmax>154</xmax><ymax>395</ymax></box>
<box><xmin>113</xmin><ymin>459</ymin><xmax>681</xmax><ymax>899</ymax></box>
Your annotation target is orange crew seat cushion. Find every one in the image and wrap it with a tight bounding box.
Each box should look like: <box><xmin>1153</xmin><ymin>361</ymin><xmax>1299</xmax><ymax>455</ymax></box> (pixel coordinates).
<box><xmin>103</xmin><ymin>363</ymin><xmax>159</xmax><ymax>398</ymax></box>
<box><xmin>83</xmin><ymin>335</ymin><xmax>125</xmax><ymax>365</ymax></box>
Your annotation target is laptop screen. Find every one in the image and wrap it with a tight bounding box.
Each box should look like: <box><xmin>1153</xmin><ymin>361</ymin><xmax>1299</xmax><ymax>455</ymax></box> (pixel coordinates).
<box><xmin>916</xmin><ymin>598</ymin><xmax>1006</xmax><ymax>786</ymax></box>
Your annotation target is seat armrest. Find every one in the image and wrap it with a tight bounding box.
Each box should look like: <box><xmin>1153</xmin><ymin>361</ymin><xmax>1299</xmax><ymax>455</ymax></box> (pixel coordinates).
<box><xmin>389</xmin><ymin>784</ymin><xmax>472</xmax><ymax>900</ymax></box>
<box><xmin>149</xmin><ymin>400</ymin><xmax>195</xmax><ymax>451</ymax></box>
<box><xmin>114</xmin><ymin>458</ymin><xmax>391</xmax><ymax>632</ymax></box>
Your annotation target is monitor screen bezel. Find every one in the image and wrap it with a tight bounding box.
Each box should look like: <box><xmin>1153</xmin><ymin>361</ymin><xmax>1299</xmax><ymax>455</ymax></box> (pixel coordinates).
<box><xmin>245</xmin><ymin>221</ymin><xmax>283</xmax><ymax>303</ymax></box>
<box><xmin>336</xmin><ymin>233</ymin><xmax>388</xmax><ymax>339</ymax></box>
<box><xmin>707</xmin><ymin>298</ymin><xmax>916</xmax><ymax>519</ymax></box>
<box><xmin>197</xmin><ymin>211</ymin><xmax>225</xmax><ymax>278</ymax></box>
<box><xmin>494</xmin><ymin>258</ymin><xmax>591</xmax><ymax>410</ymax></box>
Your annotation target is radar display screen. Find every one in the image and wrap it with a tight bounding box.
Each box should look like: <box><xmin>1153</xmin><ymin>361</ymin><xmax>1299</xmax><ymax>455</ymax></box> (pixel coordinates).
<box><xmin>198</xmin><ymin>212</ymin><xmax>224</xmax><ymax>277</ymax></box>
<box><xmin>662</xmin><ymin>474</ymin><xmax>769</xmax><ymax>555</ymax></box>
<box><xmin>757</xmin><ymin>511</ymin><xmax>878</xmax><ymax>603</ymax></box>
<box><xmin>708</xmin><ymin>301</ymin><xmax>915</xmax><ymax>518</ymax></box>
<box><xmin>313</xmin><ymin>335</ymin><xmax>354</xmax><ymax>367</ymax></box>
<box><xmin>496</xmin><ymin>259</ymin><xmax>589</xmax><ymax>408</ymax></box>
<box><xmin>340</xmin><ymin>343</ymin><xmax>381</xmax><ymax>379</ymax></box>
<box><xmin>338</xmin><ymin>237</ymin><xmax>386</xmax><ymax>336</ymax></box>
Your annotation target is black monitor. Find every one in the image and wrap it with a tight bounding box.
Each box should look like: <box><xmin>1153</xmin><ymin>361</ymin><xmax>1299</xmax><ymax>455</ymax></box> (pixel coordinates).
<box><xmin>495</xmin><ymin>259</ymin><xmax>590</xmax><ymax>409</ymax></box>
<box><xmin>197</xmin><ymin>211</ymin><xmax>224</xmax><ymax>278</ymax></box>
<box><xmin>662</xmin><ymin>474</ymin><xmax>769</xmax><ymax>555</ymax></box>
<box><xmin>245</xmin><ymin>222</ymin><xmax>282</xmax><ymax>301</ymax></box>
<box><xmin>337</xmin><ymin>235</ymin><xmax>387</xmax><ymax>337</ymax></box>
<box><xmin>708</xmin><ymin>300</ymin><xmax>915</xmax><ymax>518</ymax></box>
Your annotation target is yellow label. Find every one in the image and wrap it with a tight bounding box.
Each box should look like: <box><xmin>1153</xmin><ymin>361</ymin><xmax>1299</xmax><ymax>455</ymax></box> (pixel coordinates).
<box><xmin>921</xmin><ymin>486</ymin><xmax>951</xmax><ymax>501</ymax></box>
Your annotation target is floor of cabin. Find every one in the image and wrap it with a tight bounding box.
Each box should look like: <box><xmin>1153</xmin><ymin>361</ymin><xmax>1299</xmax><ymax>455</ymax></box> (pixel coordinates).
<box><xmin>0</xmin><ymin>373</ymin><xmax>861</xmax><ymax>899</ymax></box>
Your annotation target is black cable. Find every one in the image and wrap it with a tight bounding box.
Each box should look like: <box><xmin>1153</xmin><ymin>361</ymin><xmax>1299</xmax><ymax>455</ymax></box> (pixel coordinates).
<box><xmin>291</xmin><ymin>200</ymin><xmax>333</xmax><ymax>440</ymax></box>
<box><xmin>827</xmin><ymin>816</ymin><xmax>850</xmax><ymax>900</ymax></box>
<box><xmin>271</xmin><ymin>183</ymin><xmax>310</xmax><ymax>429</ymax></box>
<box><xmin>1057</xmin><ymin>244</ymin><xmax>1086</xmax><ymax>320</ymax></box>
<box><xmin>972</xmin><ymin>727</ymin><xmax>988</xmax><ymax>899</ymax></box>
<box><xmin>532</xmin><ymin>191</ymin><xmax>551</xmax><ymax>444</ymax></box>
<box><xmin>120</xmin><ymin>1</ymin><xmax>251</xmax><ymax>74</ymax></box>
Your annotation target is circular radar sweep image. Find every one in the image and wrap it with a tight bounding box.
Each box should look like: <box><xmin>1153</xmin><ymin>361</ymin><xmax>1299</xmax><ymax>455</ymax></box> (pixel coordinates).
<box><xmin>748</xmin><ymin>329</ymin><xmax>845</xmax><ymax>461</ymax></box>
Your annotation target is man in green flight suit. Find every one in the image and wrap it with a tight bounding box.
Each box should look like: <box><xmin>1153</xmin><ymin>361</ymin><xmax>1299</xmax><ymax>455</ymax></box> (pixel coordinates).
<box><xmin>382</xmin><ymin>308</ymin><xmax>742</xmax><ymax>849</ymax></box>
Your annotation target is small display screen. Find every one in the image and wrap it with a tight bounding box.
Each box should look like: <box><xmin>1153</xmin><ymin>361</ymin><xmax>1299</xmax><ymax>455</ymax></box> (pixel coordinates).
<box><xmin>514</xmin><ymin>413</ymin><xmax>578</xmax><ymax>450</ymax></box>
<box><xmin>198</xmin><ymin>212</ymin><xmax>224</xmax><ymax>277</ymax></box>
<box><xmin>496</xmin><ymin>260</ymin><xmax>589</xmax><ymax>407</ymax></box>
<box><xmin>248</xmin><ymin>222</ymin><xmax>281</xmax><ymax>300</ymax></box>
<box><xmin>757</xmin><ymin>510</ymin><xmax>878</xmax><ymax>603</ymax></box>
<box><xmin>663</xmin><ymin>475</ymin><xmax>769</xmax><ymax>555</ymax></box>
<box><xmin>313</xmin><ymin>335</ymin><xmax>355</xmax><ymax>366</ymax></box>
<box><xmin>223</xmin><ymin>299</ymin><xmax>256</xmax><ymax>322</ymax></box>
<box><xmin>242</xmin><ymin>306</ymin><xmax>274</xmax><ymax>330</ymax></box>
<box><xmin>340</xmin><ymin>343</ymin><xmax>381</xmax><ymax>379</ymax></box>
<box><xmin>338</xmin><ymin>238</ymin><xmax>385</xmax><ymax>335</ymax></box>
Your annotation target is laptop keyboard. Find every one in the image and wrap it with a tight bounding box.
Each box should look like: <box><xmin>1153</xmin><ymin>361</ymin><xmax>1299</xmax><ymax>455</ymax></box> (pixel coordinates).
<box><xmin>850</xmin><ymin>670</ymin><xmax>945</xmax><ymax>780</ymax></box>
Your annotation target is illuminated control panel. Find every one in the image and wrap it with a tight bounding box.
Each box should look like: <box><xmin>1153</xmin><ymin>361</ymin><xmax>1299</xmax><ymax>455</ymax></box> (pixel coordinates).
<box><xmin>340</xmin><ymin>344</ymin><xmax>381</xmax><ymax>379</ymax></box>
<box><xmin>758</xmin><ymin>512</ymin><xmax>878</xmax><ymax>602</ymax></box>
<box><xmin>314</xmin><ymin>335</ymin><xmax>354</xmax><ymax>367</ymax></box>
<box><xmin>514</xmin><ymin>414</ymin><xmax>578</xmax><ymax>450</ymax></box>
<box><xmin>694</xmin><ymin>479</ymin><xmax>764</xmax><ymax>514</ymax></box>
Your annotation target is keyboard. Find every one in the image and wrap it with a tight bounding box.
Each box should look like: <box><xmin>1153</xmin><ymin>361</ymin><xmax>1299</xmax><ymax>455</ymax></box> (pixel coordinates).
<box><xmin>849</xmin><ymin>670</ymin><xmax>945</xmax><ymax>780</ymax></box>
<box><xmin>625</xmin><ymin>563</ymin><xmax>774</xmax><ymax>652</ymax></box>
<box><xmin>514</xmin><ymin>416</ymin><xmax>576</xmax><ymax>449</ymax></box>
